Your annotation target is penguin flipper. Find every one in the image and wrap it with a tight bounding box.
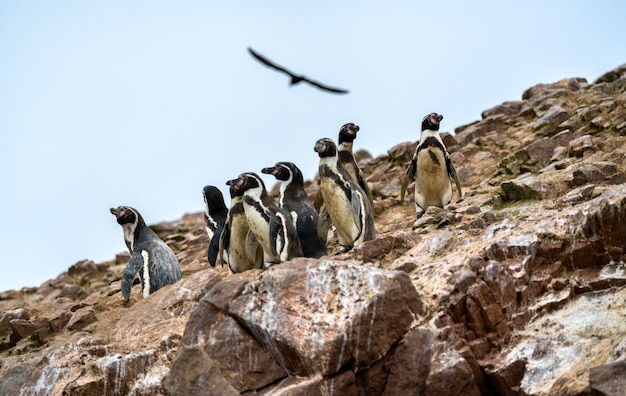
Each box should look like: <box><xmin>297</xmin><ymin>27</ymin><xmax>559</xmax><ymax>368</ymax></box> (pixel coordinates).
<box><xmin>217</xmin><ymin>221</ymin><xmax>231</xmax><ymax>268</ymax></box>
<box><xmin>151</xmin><ymin>244</ymin><xmax>182</xmax><ymax>286</ymax></box>
<box><xmin>357</xmin><ymin>169</ymin><xmax>374</xmax><ymax>204</ymax></box>
<box><xmin>269</xmin><ymin>214</ymin><xmax>284</xmax><ymax>259</ymax></box>
<box><xmin>446</xmin><ymin>156</ymin><xmax>463</xmax><ymax>201</ymax></box>
<box><xmin>317</xmin><ymin>205</ymin><xmax>332</xmax><ymax>243</ymax></box>
<box><xmin>401</xmin><ymin>159</ymin><xmax>417</xmax><ymax>203</ymax></box>
<box><xmin>208</xmin><ymin>223</ymin><xmax>223</xmax><ymax>267</ymax></box>
<box><xmin>121</xmin><ymin>253</ymin><xmax>143</xmax><ymax>300</ymax></box>
<box><xmin>245</xmin><ymin>230</ymin><xmax>263</xmax><ymax>268</ymax></box>
<box><xmin>351</xmin><ymin>189</ymin><xmax>365</xmax><ymax>235</ymax></box>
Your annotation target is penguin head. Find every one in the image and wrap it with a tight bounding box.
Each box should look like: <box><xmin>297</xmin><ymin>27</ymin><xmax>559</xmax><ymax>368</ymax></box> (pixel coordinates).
<box><xmin>226</xmin><ymin>178</ymin><xmax>245</xmax><ymax>198</ymax></box>
<box><xmin>338</xmin><ymin>123</ymin><xmax>360</xmax><ymax>144</ymax></box>
<box><xmin>229</xmin><ymin>172</ymin><xmax>266</xmax><ymax>194</ymax></box>
<box><xmin>314</xmin><ymin>138</ymin><xmax>338</xmax><ymax>158</ymax></box>
<box><xmin>110</xmin><ymin>206</ymin><xmax>145</xmax><ymax>227</ymax></box>
<box><xmin>421</xmin><ymin>113</ymin><xmax>444</xmax><ymax>131</ymax></box>
<box><xmin>261</xmin><ymin>162</ymin><xmax>303</xmax><ymax>185</ymax></box>
<box><xmin>202</xmin><ymin>185</ymin><xmax>227</xmax><ymax>213</ymax></box>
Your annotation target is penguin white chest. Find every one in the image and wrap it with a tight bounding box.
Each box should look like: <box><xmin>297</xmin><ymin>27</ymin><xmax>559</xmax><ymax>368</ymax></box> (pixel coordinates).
<box><xmin>415</xmin><ymin>147</ymin><xmax>452</xmax><ymax>208</ymax></box>
<box><xmin>244</xmin><ymin>206</ymin><xmax>270</xmax><ymax>246</ymax></box>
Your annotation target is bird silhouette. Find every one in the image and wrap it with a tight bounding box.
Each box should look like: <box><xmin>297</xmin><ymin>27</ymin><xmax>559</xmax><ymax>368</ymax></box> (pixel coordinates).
<box><xmin>247</xmin><ymin>47</ymin><xmax>349</xmax><ymax>94</ymax></box>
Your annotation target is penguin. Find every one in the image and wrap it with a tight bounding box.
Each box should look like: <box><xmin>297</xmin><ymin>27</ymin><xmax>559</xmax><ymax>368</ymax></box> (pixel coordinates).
<box><xmin>314</xmin><ymin>138</ymin><xmax>376</xmax><ymax>252</ymax></box>
<box><xmin>337</xmin><ymin>122</ymin><xmax>373</xmax><ymax>204</ymax></box>
<box><xmin>401</xmin><ymin>113</ymin><xmax>462</xmax><ymax>219</ymax></box>
<box><xmin>316</xmin><ymin>122</ymin><xmax>375</xmax><ymax>242</ymax></box>
<box><xmin>202</xmin><ymin>185</ymin><xmax>228</xmax><ymax>267</ymax></box>
<box><xmin>261</xmin><ymin>162</ymin><xmax>328</xmax><ymax>259</ymax></box>
<box><xmin>217</xmin><ymin>180</ymin><xmax>264</xmax><ymax>274</ymax></box>
<box><xmin>110</xmin><ymin>206</ymin><xmax>182</xmax><ymax>303</ymax></box>
<box><xmin>230</xmin><ymin>172</ymin><xmax>303</xmax><ymax>267</ymax></box>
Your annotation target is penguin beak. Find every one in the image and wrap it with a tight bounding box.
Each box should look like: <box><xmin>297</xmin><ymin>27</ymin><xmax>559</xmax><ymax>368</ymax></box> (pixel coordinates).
<box><xmin>261</xmin><ymin>166</ymin><xmax>276</xmax><ymax>175</ymax></box>
<box><xmin>110</xmin><ymin>207</ymin><xmax>121</xmax><ymax>217</ymax></box>
<box><xmin>435</xmin><ymin>114</ymin><xmax>443</xmax><ymax>122</ymax></box>
<box><xmin>314</xmin><ymin>140</ymin><xmax>325</xmax><ymax>154</ymax></box>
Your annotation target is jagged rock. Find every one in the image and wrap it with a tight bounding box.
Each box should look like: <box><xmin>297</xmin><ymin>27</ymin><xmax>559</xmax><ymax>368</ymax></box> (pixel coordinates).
<box><xmin>181</xmin><ymin>290</ymin><xmax>287</xmax><ymax>392</ymax></box>
<box><xmin>533</xmin><ymin>106</ymin><xmax>570</xmax><ymax>135</ymax></box>
<box><xmin>569</xmin><ymin>134</ymin><xmax>594</xmax><ymax>156</ymax></box>
<box><xmin>500</xmin><ymin>171</ymin><xmax>570</xmax><ymax>201</ymax></box>
<box><xmin>67</xmin><ymin>308</ymin><xmax>97</xmax><ymax>331</ymax></box>
<box><xmin>162</xmin><ymin>346</ymin><xmax>239</xmax><ymax>396</ymax></box>
<box><xmin>226</xmin><ymin>259</ymin><xmax>423</xmax><ymax>377</ymax></box>
<box><xmin>526</xmin><ymin>137</ymin><xmax>556</xmax><ymax>166</ymax></box>
<box><xmin>589</xmin><ymin>360</ymin><xmax>626</xmax><ymax>396</ymax></box>
<box><xmin>383</xmin><ymin>327</ymin><xmax>435</xmax><ymax>395</ymax></box>
<box><xmin>424</xmin><ymin>348</ymin><xmax>481</xmax><ymax>396</ymax></box>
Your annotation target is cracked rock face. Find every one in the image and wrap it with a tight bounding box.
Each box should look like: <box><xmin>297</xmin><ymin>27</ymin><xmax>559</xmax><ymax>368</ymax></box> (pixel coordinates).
<box><xmin>2</xmin><ymin>63</ymin><xmax>626</xmax><ymax>395</ymax></box>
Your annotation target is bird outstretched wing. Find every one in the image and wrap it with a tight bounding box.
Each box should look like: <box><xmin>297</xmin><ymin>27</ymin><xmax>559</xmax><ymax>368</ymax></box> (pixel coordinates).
<box><xmin>300</xmin><ymin>77</ymin><xmax>350</xmax><ymax>94</ymax></box>
<box><xmin>248</xmin><ymin>47</ymin><xmax>297</xmax><ymax>77</ymax></box>
<box><xmin>247</xmin><ymin>47</ymin><xmax>349</xmax><ymax>94</ymax></box>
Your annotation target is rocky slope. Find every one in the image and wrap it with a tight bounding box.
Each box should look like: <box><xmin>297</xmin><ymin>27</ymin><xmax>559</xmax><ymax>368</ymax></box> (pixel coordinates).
<box><xmin>1</xmin><ymin>63</ymin><xmax>626</xmax><ymax>395</ymax></box>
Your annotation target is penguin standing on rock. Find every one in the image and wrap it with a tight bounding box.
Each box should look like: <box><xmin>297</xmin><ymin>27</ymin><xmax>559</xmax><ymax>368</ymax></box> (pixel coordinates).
<box><xmin>314</xmin><ymin>138</ymin><xmax>375</xmax><ymax>252</ymax></box>
<box><xmin>231</xmin><ymin>172</ymin><xmax>303</xmax><ymax>267</ymax></box>
<box><xmin>401</xmin><ymin>113</ymin><xmax>462</xmax><ymax>219</ymax></box>
<box><xmin>217</xmin><ymin>180</ymin><xmax>263</xmax><ymax>274</ymax></box>
<box><xmin>110</xmin><ymin>206</ymin><xmax>182</xmax><ymax>303</ymax></box>
<box><xmin>261</xmin><ymin>162</ymin><xmax>327</xmax><ymax>259</ymax></box>
<box><xmin>337</xmin><ymin>122</ymin><xmax>373</xmax><ymax>204</ymax></box>
<box><xmin>202</xmin><ymin>185</ymin><xmax>228</xmax><ymax>267</ymax></box>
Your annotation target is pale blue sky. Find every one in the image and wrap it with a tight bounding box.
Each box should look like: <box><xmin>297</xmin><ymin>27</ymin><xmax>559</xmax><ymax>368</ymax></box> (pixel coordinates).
<box><xmin>1</xmin><ymin>1</ymin><xmax>625</xmax><ymax>292</ymax></box>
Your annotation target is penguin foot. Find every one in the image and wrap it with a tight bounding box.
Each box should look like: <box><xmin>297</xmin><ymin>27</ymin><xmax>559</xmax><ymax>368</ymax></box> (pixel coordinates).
<box><xmin>415</xmin><ymin>207</ymin><xmax>425</xmax><ymax>220</ymax></box>
<box><xmin>264</xmin><ymin>261</ymin><xmax>280</xmax><ymax>270</ymax></box>
<box><xmin>338</xmin><ymin>245</ymin><xmax>353</xmax><ymax>254</ymax></box>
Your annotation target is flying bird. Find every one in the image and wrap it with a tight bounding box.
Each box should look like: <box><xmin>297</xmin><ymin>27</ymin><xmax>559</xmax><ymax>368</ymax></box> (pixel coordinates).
<box><xmin>247</xmin><ymin>47</ymin><xmax>350</xmax><ymax>94</ymax></box>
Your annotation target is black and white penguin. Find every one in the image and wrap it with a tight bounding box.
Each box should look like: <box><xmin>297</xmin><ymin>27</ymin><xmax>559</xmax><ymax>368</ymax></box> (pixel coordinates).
<box><xmin>401</xmin><ymin>113</ymin><xmax>462</xmax><ymax>218</ymax></box>
<box><xmin>202</xmin><ymin>185</ymin><xmax>228</xmax><ymax>267</ymax></box>
<box><xmin>314</xmin><ymin>138</ymin><xmax>376</xmax><ymax>252</ymax></box>
<box><xmin>110</xmin><ymin>206</ymin><xmax>182</xmax><ymax>303</ymax></box>
<box><xmin>230</xmin><ymin>172</ymin><xmax>303</xmax><ymax>266</ymax></box>
<box><xmin>337</xmin><ymin>122</ymin><xmax>373</xmax><ymax>204</ymax></box>
<box><xmin>261</xmin><ymin>162</ymin><xmax>327</xmax><ymax>259</ymax></box>
<box><xmin>217</xmin><ymin>180</ymin><xmax>263</xmax><ymax>274</ymax></box>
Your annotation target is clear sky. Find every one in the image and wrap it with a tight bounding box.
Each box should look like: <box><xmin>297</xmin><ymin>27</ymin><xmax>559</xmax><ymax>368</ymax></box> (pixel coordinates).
<box><xmin>1</xmin><ymin>1</ymin><xmax>625</xmax><ymax>292</ymax></box>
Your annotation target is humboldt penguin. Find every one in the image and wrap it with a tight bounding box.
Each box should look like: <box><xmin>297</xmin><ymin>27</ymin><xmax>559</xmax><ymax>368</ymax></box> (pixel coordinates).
<box><xmin>202</xmin><ymin>185</ymin><xmax>228</xmax><ymax>267</ymax></box>
<box><xmin>110</xmin><ymin>206</ymin><xmax>182</xmax><ymax>303</ymax></box>
<box><xmin>261</xmin><ymin>162</ymin><xmax>327</xmax><ymax>258</ymax></box>
<box><xmin>314</xmin><ymin>138</ymin><xmax>376</xmax><ymax>252</ymax></box>
<box><xmin>217</xmin><ymin>180</ymin><xmax>263</xmax><ymax>274</ymax></box>
<box><xmin>337</xmin><ymin>122</ymin><xmax>373</xmax><ymax>204</ymax></box>
<box><xmin>401</xmin><ymin>113</ymin><xmax>462</xmax><ymax>218</ymax></box>
<box><xmin>231</xmin><ymin>172</ymin><xmax>303</xmax><ymax>267</ymax></box>
<box><xmin>316</xmin><ymin>122</ymin><xmax>375</xmax><ymax>242</ymax></box>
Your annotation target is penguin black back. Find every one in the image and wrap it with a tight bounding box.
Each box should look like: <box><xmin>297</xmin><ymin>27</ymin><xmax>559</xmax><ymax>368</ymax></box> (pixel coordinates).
<box><xmin>110</xmin><ymin>206</ymin><xmax>182</xmax><ymax>303</ymax></box>
<box><xmin>314</xmin><ymin>138</ymin><xmax>376</xmax><ymax>252</ymax></box>
<box><xmin>202</xmin><ymin>186</ymin><xmax>228</xmax><ymax>267</ymax></box>
<box><xmin>262</xmin><ymin>162</ymin><xmax>327</xmax><ymax>258</ymax></box>
<box><xmin>232</xmin><ymin>172</ymin><xmax>303</xmax><ymax>265</ymax></box>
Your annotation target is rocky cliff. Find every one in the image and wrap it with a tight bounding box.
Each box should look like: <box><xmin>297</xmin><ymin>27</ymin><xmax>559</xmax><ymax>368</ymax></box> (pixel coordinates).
<box><xmin>2</xmin><ymin>63</ymin><xmax>626</xmax><ymax>396</ymax></box>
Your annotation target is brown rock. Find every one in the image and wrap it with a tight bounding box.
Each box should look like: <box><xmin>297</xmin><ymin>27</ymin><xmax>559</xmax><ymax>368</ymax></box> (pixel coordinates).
<box><xmin>424</xmin><ymin>348</ymin><xmax>480</xmax><ymax>396</ymax></box>
<box><xmin>383</xmin><ymin>327</ymin><xmax>435</xmax><ymax>395</ymax></box>
<box><xmin>569</xmin><ymin>134</ymin><xmax>594</xmax><ymax>156</ymax></box>
<box><xmin>163</xmin><ymin>346</ymin><xmax>239</xmax><ymax>396</ymax></box>
<box><xmin>526</xmin><ymin>137</ymin><xmax>556</xmax><ymax>166</ymax></box>
<box><xmin>181</xmin><ymin>298</ymin><xmax>286</xmax><ymax>392</ymax></box>
<box><xmin>228</xmin><ymin>259</ymin><xmax>423</xmax><ymax>376</ymax></box>
<box><xmin>67</xmin><ymin>309</ymin><xmax>97</xmax><ymax>331</ymax></box>
<box><xmin>589</xmin><ymin>360</ymin><xmax>626</xmax><ymax>396</ymax></box>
